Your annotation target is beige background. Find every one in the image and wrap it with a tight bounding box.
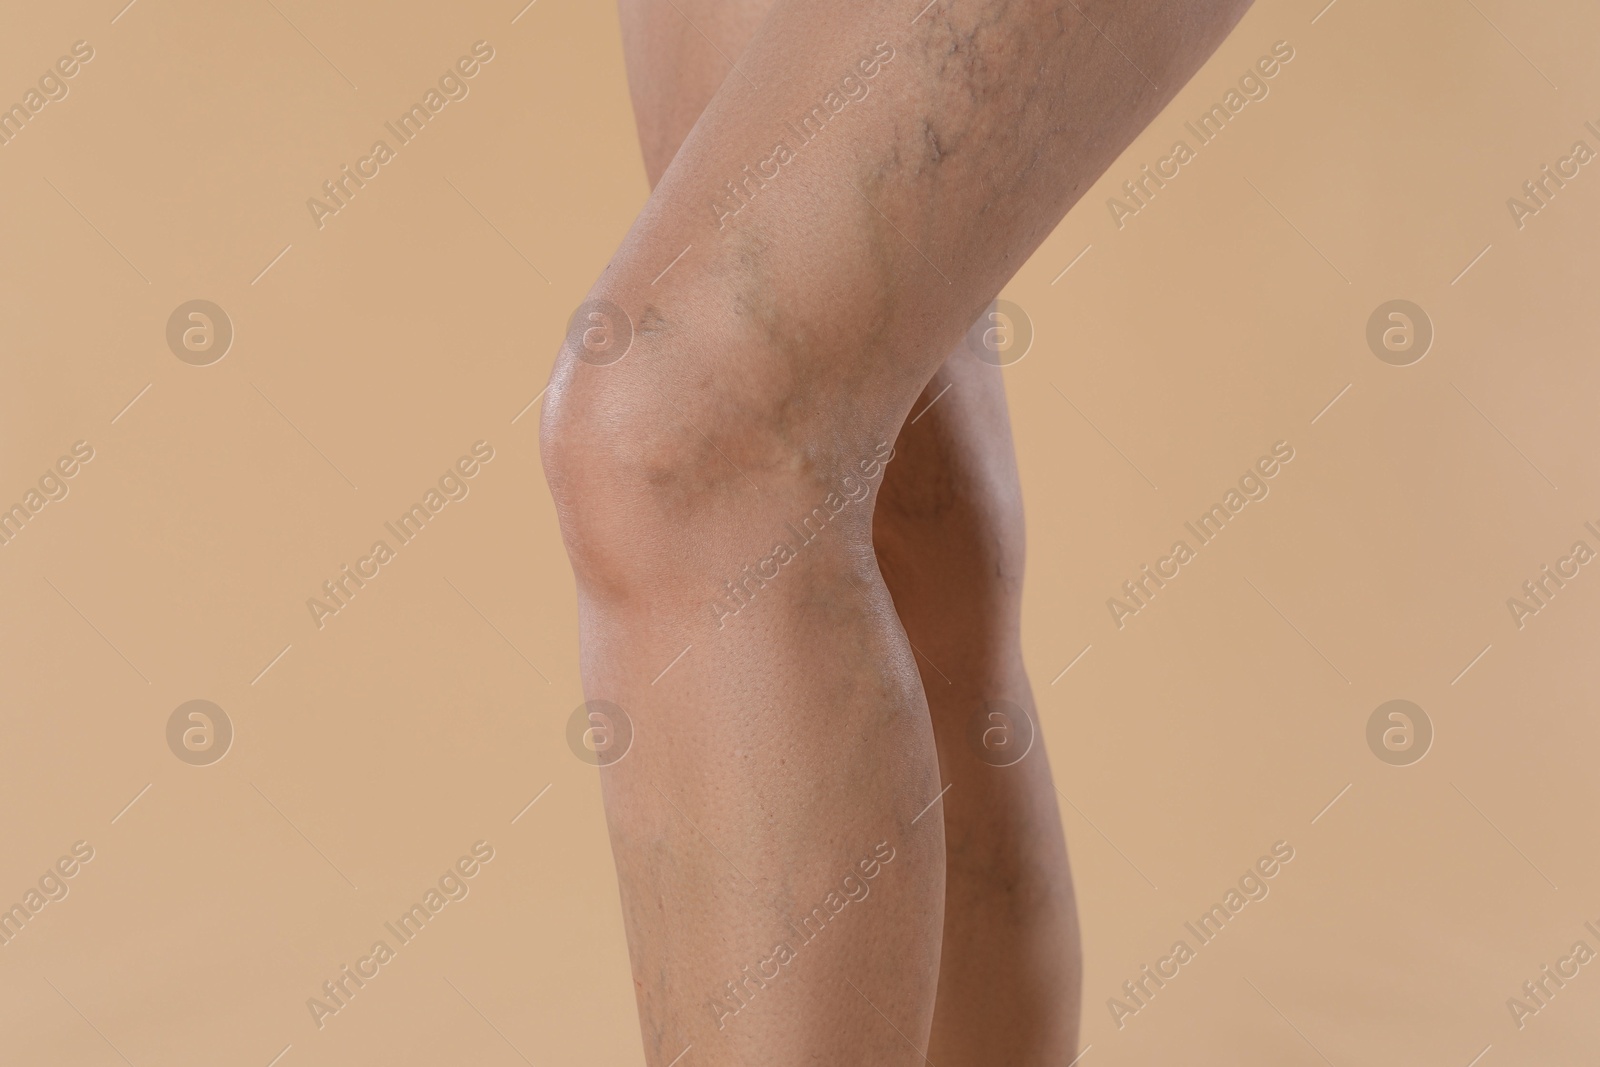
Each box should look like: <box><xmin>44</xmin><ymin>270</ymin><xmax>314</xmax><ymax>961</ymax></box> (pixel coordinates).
<box><xmin>2</xmin><ymin>0</ymin><xmax>1597</xmax><ymax>1063</ymax></box>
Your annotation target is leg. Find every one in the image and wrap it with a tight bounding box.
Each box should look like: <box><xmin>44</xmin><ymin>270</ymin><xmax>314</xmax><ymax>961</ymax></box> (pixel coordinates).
<box><xmin>618</xmin><ymin>8</ymin><xmax>1081</xmax><ymax>1055</ymax></box>
<box><xmin>875</xmin><ymin>348</ymin><xmax>1083</xmax><ymax>1062</ymax></box>
<box><xmin>595</xmin><ymin>13</ymin><xmax>945</xmax><ymax>1065</ymax></box>
<box><xmin>543</xmin><ymin>3</ymin><xmax>1251</xmax><ymax>1062</ymax></box>
<box><xmin>616</xmin><ymin>0</ymin><xmax>775</xmax><ymax>189</ymax></box>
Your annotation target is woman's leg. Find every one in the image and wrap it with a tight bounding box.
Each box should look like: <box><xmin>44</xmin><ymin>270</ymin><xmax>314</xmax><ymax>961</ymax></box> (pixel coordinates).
<box><xmin>875</xmin><ymin>350</ymin><xmax>1082</xmax><ymax>1063</ymax></box>
<box><xmin>617</xmin><ymin>6</ymin><xmax>1082</xmax><ymax>1055</ymax></box>
<box><xmin>543</xmin><ymin>2</ymin><xmax>1251</xmax><ymax>1062</ymax></box>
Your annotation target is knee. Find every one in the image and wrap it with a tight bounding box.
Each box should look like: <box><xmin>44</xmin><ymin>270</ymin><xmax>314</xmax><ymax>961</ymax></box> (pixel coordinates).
<box><xmin>872</xmin><ymin>386</ymin><xmax>1027</xmax><ymax>615</ymax></box>
<box><xmin>537</xmin><ymin>349</ymin><xmax>704</xmax><ymax>592</ymax></box>
<box><xmin>538</xmin><ymin>296</ymin><xmax>888</xmax><ymax>595</ymax></box>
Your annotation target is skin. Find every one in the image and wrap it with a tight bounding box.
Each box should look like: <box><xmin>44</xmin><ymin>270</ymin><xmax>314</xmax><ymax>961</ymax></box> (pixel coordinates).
<box><xmin>542</xmin><ymin>1</ymin><xmax>1252</xmax><ymax>1062</ymax></box>
<box><xmin>619</xmin><ymin>4</ymin><xmax>1082</xmax><ymax>1060</ymax></box>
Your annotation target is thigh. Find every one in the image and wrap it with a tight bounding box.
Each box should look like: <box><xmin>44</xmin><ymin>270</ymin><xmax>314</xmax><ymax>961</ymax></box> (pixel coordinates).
<box><xmin>617</xmin><ymin>0</ymin><xmax>777</xmax><ymax>188</ymax></box>
<box><xmin>559</xmin><ymin>0</ymin><xmax>1253</xmax><ymax>437</ymax></box>
<box><xmin>544</xmin><ymin>0</ymin><xmax>1252</xmax><ymax>595</ymax></box>
<box><xmin>619</xmin><ymin>0</ymin><xmax>1018</xmax><ymax>577</ymax></box>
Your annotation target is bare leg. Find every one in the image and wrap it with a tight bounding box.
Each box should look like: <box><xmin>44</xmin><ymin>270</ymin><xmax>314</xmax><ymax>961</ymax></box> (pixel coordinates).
<box><xmin>875</xmin><ymin>351</ymin><xmax>1082</xmax><ymax>1063</ymax></box>
<box><xmin>543</xmin><ymin>2</ymin><xmax>1251</xmax><ymax>1062</ymax></box>
<box><xmin>618</xmin><ymin>8</ymin><xmax>1081</xmax><ymax>1056</ymax></box>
